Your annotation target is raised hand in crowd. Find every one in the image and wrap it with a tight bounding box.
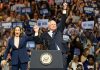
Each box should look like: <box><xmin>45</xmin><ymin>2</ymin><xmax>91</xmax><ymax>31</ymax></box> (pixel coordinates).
<box><xmin>63</xmin><ymin>2</ymin><xmax>68</xmax><ymax>10</ymax></box>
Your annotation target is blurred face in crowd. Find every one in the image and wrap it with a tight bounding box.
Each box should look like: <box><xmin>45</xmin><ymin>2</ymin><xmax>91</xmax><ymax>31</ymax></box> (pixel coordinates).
<box><xmin>48</xmin><ymin>20</ymin><xmax>57</xmax><ymax>31</ymax></box>
<box><xmin>31</xmin><ymin>1</ymin><xmax>35</xmax><ymax>5</ymax></box>
<box><xmin>14</xmin><ymin>27</ymin><xmax>21</xmax><ymax>37</ymax></box>
<box><xmin>10</xmin><ymin>11</ymin><xmax>15</xmax><ymax>17</ymax></box>
<box><xmin>73</xmin><ymin>55</ymin><xmax>79</xmax><ymax>62</ymax></box>
<box><xmin>33</xmin><ymin>12</ymin><xmax>39</xmax><ymax>20</ymax></box>
<box><xmin>24</xmin><ymin>0</ymin><xmax>29</xmax><ymax>6</ymax></box>
<box><xmin>85</xmin><ymin>49</ymin><xmax>90</xmax><ymax>56</ymax></box>
<box><xmin>73</xmin><ymin>0</ymin><xmax>77</xmax><ymax>3</ymax></box>
<box><xmin>87</xmin><ymin>44</ymin><xmax>92</xmax><ymax>48</ymax></box>
<box><xmin>21</xmin><ymin>15</ymin><xmax>26</xmax><ymax>21</ymax></box>
<box><xmin>71</xmin><ymin>29</ymin><xmax>77</xmax><ymax>36</ymax></box>
<box><xmin>88</xmin><ymin>57</ymin><xmax>94</xmax><ymax>65</ymax></box>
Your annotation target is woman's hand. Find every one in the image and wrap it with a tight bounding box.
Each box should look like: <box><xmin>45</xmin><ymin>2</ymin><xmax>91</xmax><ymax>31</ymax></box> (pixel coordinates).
<box><xmin>1</xmin><ymin>60</ymin><xmax>7</xmax><ymax>66</ymax></box>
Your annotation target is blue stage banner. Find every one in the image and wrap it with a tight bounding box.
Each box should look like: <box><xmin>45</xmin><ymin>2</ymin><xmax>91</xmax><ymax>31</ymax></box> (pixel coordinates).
<box><xmin>2</xmin><ymin>22</ymin><xmax>12</xmax><ymax>29</ymax></box>
<box><xmin>12</xmin><ymin>22</ymin><xmax>24</xmax><ymax>28</ymax></box>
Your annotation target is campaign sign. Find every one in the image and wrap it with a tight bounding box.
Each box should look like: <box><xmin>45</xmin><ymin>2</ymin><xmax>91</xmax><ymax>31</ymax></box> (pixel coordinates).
<box><xmin>16</xmin><ymin>6</ymin><xmax>22</xmax><ymax>13</ymax></box>
<box><xmin>37</xmin><ymin>19</ymin><xmax>48</xmax><ymax>28</ymax></box>
<box><xmin>84</xmin><ymin>7</ymin><xmax>94</xmax><ymax>15</ymax></box>
<box><xmin>28</xmin><ymin>20</ymin><xmax>36</xmax><ymax>28</ymax></box>
<box><xmin>12</xmin><ymin>22</ymin><xmax>24</xmax><ymax>28</ymax></box>
<box><xmin>40</xmin><ymin>8</ymin><xmax>49</xmax><ymax>16</ymax></box>
<box><xmin>2</xmin><ymin>22</ymin><xmax>12</xmax><ymax>29</ymax></box>
<box><xmin>82</xmin><ymin>21</ymin><xmax>94</xmax><ymax>29</ymax></box>
<box><xmin>55</xmin><ymin>0</ymin><xmax>63</xmax><ymax>5</ymax></box>
<box><xmin>21</xmin><ymin>7</ymin><xmax>32</xmax><ymax>14</ymax></box>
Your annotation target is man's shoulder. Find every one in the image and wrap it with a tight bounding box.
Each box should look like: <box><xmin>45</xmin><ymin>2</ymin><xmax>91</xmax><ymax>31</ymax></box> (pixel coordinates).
<box><xmin>41</xmin><ymin>32</ymin><xmax>48</xmax><ymax>36</ymax></box>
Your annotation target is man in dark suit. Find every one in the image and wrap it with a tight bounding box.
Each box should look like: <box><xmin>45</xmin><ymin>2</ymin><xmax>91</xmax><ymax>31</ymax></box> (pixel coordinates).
<box><xmin>35</xmin><ymin>3</ymin><xmax>68</xmax><ymax>70</ymax></box>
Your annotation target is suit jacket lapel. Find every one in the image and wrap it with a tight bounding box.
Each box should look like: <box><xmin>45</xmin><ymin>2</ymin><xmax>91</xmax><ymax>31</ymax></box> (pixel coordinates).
<box><xmin>47</xmin><ymin>32</ymin><xmax>52</xmax><ymax>39</ymax></box>
<box><xmin>19</xmin><ymin>37</ymin><xmax>22</xmax><ymax>48</ymax></box>
<box><xmin>52</xmin><ymin>30</ymin><xmax>57</xmax><ymax>39</ymax></box>
<box><xmin>47</xmin><ymin>30</ymin><xmax>57</xmax><ymax>39</ymax></box>
<box><xmin>12</xmin><ymin>37</ymin><xmax>14</xmax><ymax>47</ymax></box>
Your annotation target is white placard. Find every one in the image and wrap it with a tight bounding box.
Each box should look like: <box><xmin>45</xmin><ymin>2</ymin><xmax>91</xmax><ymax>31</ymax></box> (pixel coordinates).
<box><xmin>82</xmin><ymin>21</ymin><xmax>94</xmax><ymax>29</ymax></box>
<box><xmin>2</xmin><ymin>22</ymin><xmax>12</xmax><ymax>29</ymax></box>
<box><xmin>37</xmin><ymin>19</ymin><xmax>48</xmax><ymax>28</ymax></box>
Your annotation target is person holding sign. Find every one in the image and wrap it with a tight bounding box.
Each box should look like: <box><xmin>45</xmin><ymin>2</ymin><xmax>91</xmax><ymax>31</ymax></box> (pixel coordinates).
<box><xmin>1</xmin><ymin>26</ymin><xmax>39</xmax><ymax>70</ymax></box>
<box><xmin>35</xmin><ymin>3</ymin><xmax>68</xmax><ymax>70</ymax></box>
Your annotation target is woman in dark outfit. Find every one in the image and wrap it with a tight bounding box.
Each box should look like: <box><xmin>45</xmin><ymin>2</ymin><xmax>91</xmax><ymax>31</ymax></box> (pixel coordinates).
<box><xmin>1</xmin><ymin>26</ymin><xmax>39</xmax><ymax>70</ymax></box>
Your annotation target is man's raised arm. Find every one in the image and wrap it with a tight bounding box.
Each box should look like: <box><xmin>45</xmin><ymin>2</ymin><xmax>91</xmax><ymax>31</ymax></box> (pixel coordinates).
<box><xmin>57</xmin><ymin>3</ymin><xmax>68</xmax><ymax>32</ymax></box>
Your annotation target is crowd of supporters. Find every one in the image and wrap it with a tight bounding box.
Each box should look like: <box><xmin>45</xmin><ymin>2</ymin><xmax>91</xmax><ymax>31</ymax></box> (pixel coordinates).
<box><xmin>0</xmin><ymin>0</ymin><xmax>100</xmax><ymax>70</ymax></box>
